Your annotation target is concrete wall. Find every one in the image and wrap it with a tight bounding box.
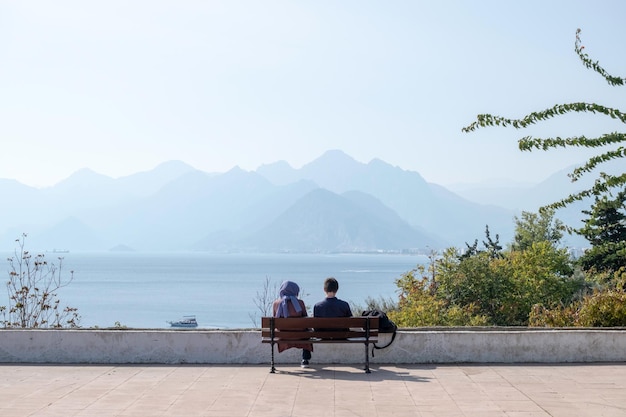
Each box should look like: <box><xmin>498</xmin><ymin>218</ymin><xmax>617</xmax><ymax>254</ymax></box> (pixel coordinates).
<box><xmin>1</xmin><ymin>328</ymin><xmax>625</xmax><ymax>365</ymax></box>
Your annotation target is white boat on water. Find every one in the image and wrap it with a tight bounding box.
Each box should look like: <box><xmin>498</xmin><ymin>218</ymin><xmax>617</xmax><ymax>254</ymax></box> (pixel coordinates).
<box><xmin>47</xmin><ymin>249</ymin><xmax>70</xmax><ymax>253</ymax></box>
<box><xmin>167</xmin><ymin>315</ymin><xmax>198</xmax><ymax>328</ymax></box>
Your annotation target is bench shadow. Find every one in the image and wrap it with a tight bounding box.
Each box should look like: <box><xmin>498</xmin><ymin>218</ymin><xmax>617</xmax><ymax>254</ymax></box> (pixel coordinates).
<box><xmin>275</xmin><ymin>365</ymin><xmax>431</xmax><ymax>382</ymax></box>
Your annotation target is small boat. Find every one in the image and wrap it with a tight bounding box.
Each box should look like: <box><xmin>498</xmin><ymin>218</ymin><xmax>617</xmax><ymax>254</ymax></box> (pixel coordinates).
<box><xmin>48</xmin><ymin>249</ymin><xmax>70</xmax><ymax>253</ymax></box>
<box><xmin>167</xmin><ymin>315</ymin><xmax>198</xmax><ymax>328</ymax></box>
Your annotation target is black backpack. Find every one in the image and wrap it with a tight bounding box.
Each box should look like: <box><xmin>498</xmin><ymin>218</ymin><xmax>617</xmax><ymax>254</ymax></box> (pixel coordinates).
<box><xmin>361</xmin><ymin>310</ymin><xmax>397</xmax><ymax>352</ymax></box>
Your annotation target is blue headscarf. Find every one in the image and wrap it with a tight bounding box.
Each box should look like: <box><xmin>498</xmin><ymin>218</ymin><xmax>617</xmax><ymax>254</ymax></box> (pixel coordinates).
<box><xmin>275</xmin><ymin>280</ymin><xmax>302</xmax><ymax>318</ymax></box>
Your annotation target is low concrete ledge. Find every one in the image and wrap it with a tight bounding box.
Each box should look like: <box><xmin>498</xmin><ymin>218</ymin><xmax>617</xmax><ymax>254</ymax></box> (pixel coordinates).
<box><xmin>1</xmin><ymin>328</ymin><xmax>625</xmax><ymax>364</ymax></box>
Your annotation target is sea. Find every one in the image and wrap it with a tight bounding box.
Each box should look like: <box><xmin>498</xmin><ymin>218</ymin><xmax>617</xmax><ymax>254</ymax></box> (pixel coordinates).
<box><xmin>1</xmin><ymin>252</ymin><xmax>426</xmax><ymax>329</ymax></box>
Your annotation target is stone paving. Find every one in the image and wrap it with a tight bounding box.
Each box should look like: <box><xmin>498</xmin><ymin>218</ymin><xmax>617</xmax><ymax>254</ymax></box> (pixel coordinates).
<box><xmin>1</xmin><ymin>363</ymin><xmax>625</xmax><ymax>416</ymax></box>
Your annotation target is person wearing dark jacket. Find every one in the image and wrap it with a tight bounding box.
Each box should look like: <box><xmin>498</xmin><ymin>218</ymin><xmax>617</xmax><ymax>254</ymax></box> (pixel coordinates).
<box><xmin>313</xmin><ymin>277</ymin><xmax>352</xmax><ymax>318</ymax></box>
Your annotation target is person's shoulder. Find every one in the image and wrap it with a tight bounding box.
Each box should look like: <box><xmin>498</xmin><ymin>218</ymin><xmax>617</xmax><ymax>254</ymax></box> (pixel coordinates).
<box><xmin>271</xmin><ymin>299</ymin><xmax>280</xmax><ymax>315</ymax></box>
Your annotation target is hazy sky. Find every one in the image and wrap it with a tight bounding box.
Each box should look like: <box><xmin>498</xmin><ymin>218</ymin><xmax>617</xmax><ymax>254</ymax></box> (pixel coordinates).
<box><xmin>1</xmin><ymin>1</ymin><xmax>624</xmax><ymax>188</ymax></box>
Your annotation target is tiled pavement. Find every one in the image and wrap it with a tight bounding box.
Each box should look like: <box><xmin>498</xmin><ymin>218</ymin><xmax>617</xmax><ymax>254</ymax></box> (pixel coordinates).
<box><xmin>1</xmin><ymin>363</ymin><xmax>625</xmax><ymax>416</ymax></box>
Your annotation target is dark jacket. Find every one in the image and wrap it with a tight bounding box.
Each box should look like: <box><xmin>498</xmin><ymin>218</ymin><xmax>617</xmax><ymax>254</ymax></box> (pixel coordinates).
<box><xmin>313</xmin><ymin>297</ymin><xmax>352</xmax><ymax>318</ymax></box>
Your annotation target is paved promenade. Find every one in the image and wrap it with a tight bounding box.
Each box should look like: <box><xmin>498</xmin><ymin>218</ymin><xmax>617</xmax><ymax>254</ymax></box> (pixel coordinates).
<box><xmin>1</xmin><ymin>363</ymin><xmax>625</xmax><ymax>416</ymax></box>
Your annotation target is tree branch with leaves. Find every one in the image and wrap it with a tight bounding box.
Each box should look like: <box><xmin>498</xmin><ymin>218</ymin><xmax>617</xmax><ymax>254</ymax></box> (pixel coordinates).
<box><xmin>462</xmin><ymin>29</ymin><xmax>626</xmax><ymax>211</ymax></box>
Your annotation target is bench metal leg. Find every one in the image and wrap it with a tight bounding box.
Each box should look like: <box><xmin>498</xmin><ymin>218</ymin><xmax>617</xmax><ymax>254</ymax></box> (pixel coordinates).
<box><xmin>270</xmin><ymin>343</ymin><xmax>276</xmax><ymax>373</ymax></box>
<box><xmin>364</xmin><ymin>343</ymin><xmax>371</xmax><ymax>373</ymax></box>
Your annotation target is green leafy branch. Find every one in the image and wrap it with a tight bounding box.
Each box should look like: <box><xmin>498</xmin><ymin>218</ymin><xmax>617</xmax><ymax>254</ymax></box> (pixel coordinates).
<box><xmin>550</xmin><ymin>172</ymin><xmax>626</xmax><ymax>211</ymax></box>
<box><xmin>575</xmin><ymin>28</ymin><xmax>625</xmax><ymax>87</ymax></box>
<box><xmin>462</xmin><ymin>29</ymin><xmax>626</xmax><ymax>212</ymax></box>
<box><xmin>462</xmin><ymin>102</ymin><xmax>626</xmax><ymax>132</ymax></box>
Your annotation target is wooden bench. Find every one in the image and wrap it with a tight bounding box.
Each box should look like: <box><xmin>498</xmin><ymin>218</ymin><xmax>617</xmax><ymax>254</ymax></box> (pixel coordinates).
<box><xmin>261</xmin><ymin>316</ymin><xmax>379</xmax><ymax>373</ymax></box>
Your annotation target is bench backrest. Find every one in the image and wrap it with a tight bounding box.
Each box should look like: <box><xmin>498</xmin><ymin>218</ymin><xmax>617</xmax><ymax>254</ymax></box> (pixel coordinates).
<box><xmin>261</xmin><ymin>316</ymin><xmax>379</xmax><ymax>341</ymax></box>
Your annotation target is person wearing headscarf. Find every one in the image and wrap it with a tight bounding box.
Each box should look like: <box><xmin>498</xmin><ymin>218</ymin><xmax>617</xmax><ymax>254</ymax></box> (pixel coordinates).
<box><xmin>272</xmin><ymin>280</ymin><xmax>313</xmax><ymax>368</ymax></box>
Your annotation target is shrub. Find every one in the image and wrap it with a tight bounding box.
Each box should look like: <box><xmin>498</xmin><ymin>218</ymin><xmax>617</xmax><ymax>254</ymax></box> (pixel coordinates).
<box><xmin>529</xmin><ymin>269</ymin><xmax>626</xmax><ymax>327</ymax></box>
<box><xmin>1</xmin><ymin>234</ymin><xmax>80</xmax><ymax>328</ymax></box>
<box><xmin>577</xmin><ymin>290</ymin><xmax>626</xmax><ymax>327</ymax></box>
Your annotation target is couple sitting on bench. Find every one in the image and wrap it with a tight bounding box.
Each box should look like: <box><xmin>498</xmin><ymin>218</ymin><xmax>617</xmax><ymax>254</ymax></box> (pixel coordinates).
<box><xmin>272</xmin><ymin>277</ymin><xmax>352</xmax><ymax>368</ymax></box>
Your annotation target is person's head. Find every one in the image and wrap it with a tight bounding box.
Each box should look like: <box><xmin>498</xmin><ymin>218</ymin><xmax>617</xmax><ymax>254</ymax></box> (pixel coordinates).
<box><xmin>279</xmin><ymin>280</ymin><xmax>300</xmax><ymax>298</ymax></box>
<box><xmin>324</xmin><ymin>277</ymin><xmax>339</xmax><ymax>295</ymax></box>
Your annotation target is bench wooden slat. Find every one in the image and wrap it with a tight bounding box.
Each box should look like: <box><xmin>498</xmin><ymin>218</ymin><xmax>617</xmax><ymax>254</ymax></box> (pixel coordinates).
<box><xmin>261</xmin><ymin>330</ymin><xmax>377</xmax><ymax>340</ymax></box>
<box><xmin>261</xmin><ymin>317</ymin><xmax>377</xmax><ymax>329</ymax></box>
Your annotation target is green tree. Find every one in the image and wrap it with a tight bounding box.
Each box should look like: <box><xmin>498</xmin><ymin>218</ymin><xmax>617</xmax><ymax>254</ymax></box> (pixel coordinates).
<box><xmin>462</xmin><ymin>29</ymin><xmax>626</xmax><ymax>212</ymax></box>
<box><xmin>511</xmin><ymin>209</ymin><xmax>564</xmax><ymax>251</ymax></box>
<box><xmin>441</xmin><ymin>241</ymin><xmax>580</xmax><ymax>325</ymax></box>
<box><xmin>438</xmin><ymin>248</ymin><xmax>515</xmax><ymax>325</ymax></box>
<box><xmin>392</xmin><ymin>265</ymin><xmax>447</xmax><ymax>326</ymax></box>
<box><xmin>460</xmin><ymin>225</ymin><xmax>503</xmax><ymax>260</ymax></box>
<box><xmin>391</xmin><ymin>258</ymin><xmax>489</xmax><ymax>327</ymax></box>
<box><xmin>1</xmin><ymin>234</ymin><xmax>80</xmax><ymax>328</ymax></box>
<box><xmin>576</xmin><ymin>190</ymin><xmax>626</xmax><ymax>273</ymax></box>
<box><xmin>507</xmin><ymin>241</ymin><xmax>577</xmax><ymax>317</ymax></box>
<box><xmin>393</xmin><ymin>224</ymin><xmax>582</xmax><ymax>326</ymax></box>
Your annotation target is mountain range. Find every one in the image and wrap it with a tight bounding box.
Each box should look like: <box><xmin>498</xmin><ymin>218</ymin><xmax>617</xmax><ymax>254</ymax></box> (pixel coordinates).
<box><xmin>0</xmin><ymin>149</ymin><xmax>603</xmax><ymax>252</ymax></box>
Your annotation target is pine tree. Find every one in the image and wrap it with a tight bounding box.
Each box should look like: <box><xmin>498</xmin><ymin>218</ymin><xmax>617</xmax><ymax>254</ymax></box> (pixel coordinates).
<box><xmin>577</xmin><ymin>190</ymin><xmax>626</xmax><ymax>273</ymax></box>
